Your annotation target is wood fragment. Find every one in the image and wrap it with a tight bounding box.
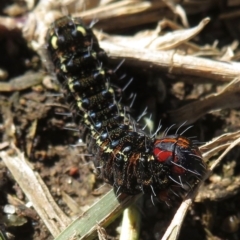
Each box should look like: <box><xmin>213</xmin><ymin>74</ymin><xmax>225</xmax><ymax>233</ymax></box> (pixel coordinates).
<box><xmin>0</xmin><ymin>71</ymin><xmax>43</xmax><ymax>92</ymax></box>
<box><xmin>100</xmin><ymin>40</ymin><xmax>240</xmax><ymax>82</ymax></box>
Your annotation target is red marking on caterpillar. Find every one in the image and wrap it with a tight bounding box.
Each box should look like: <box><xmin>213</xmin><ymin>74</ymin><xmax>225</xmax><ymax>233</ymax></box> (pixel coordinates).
<box><xmin>46</xmin><ymin>16</ymin><xmax>206</xmax><ymax>203</ymax></box>
<box><xmin>153</xmin><ymin>136</ymin><xmax>203</xmax><ymax>176</ymax></box>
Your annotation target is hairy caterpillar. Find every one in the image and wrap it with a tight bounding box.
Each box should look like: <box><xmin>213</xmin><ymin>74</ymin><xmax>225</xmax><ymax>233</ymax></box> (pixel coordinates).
<box><xmin>46</xmin><ymin>16</ymin><xmax>205</xmax><ymax>202</ymax></box>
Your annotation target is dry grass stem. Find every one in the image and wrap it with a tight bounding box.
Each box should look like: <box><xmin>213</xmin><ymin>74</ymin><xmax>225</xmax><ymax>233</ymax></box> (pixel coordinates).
<box><xmin>100</xmin><ymin>40</ymin><xmax>240</xmax><ymax>82</ymax></box>
<box><xmin>0</xmin><ymin>143</ymin><xmax>71</xmax><ymax>237</ymax></box>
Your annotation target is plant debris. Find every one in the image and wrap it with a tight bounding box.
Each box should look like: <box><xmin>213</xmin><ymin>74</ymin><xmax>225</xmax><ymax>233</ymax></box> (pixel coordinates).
<box><xmin>0</xmin><ymin>1</ymin><xmax>240</xmax><ymax>240</ymax></box>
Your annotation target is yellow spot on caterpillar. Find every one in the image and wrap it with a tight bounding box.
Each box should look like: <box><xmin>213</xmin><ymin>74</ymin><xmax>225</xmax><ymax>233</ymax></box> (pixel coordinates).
<box><xmin>84</xmin><ymin>118</ymin><xmax>91</xmax><ymax>125</ymax></box>
<box><xmin>109</xmin><ymin>88</ymin><xmax>114</xmax><ymax>94</ymax></box>
<box><xmin>51</xmin><ymin>36</ymin><xmax>58</xmax><ymax>49</ymax></box>
<box><xmin>68</xmin><ymin>81</ymin><xmax>74</xmax><ymax>92</ymax></box>
<box><xmin>76</xmin><ymin>98</ymin><xmax>84</xmax><ymax>111</ymax></box>
<box><xmin>99</xmin><ymin>69</ymin><xmax>105</xmax><ymax>75</ymax></box>
<box><xmin>60</xmin><ymin>64</ymin><xmax>67</xmax><ymax>72</ymax></box>
<box><xmin>104</xmin><ymin>147</ymin><xmax>112</xmax><ymax>153</ymax></box>
<box><xmin>96</xmin><ymin>138</ymin><xmax>103</xmax><ymax>145</ymax></box>
<box><xmin>77</xmin><ymin>26</ymin><xmax>86</xmax><ymax>36</ymax></box>
<box><xmin>92</xmin><ymin>52</ymin><xmax>97</xmax><ymax>59</ymax></box>
<box><xmin>148</xmin><ymin>156</ymin><xmax>154</xmax><ymax>161</ymax></box>
<box><xmin>59</xmin><ymin>56</ymin><xmax>66</xmax><ymax>63</ymax></box>
<box><xmin>67</xmin><ymin>77</ymin><xmax>73</xmax><ymax>85</ymax></box>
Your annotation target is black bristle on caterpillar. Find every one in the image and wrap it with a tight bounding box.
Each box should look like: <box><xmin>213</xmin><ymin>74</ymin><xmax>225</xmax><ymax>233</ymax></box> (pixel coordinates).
<box><xmin>46</xmin><ymin>16</ymin><xmax>206</xmax><ymax>203</ymax></box>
